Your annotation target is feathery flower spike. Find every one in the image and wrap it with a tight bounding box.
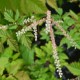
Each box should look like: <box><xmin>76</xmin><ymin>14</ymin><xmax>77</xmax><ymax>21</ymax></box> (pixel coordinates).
<box><xmin>53</xmin><ymin>21</ymin><xmax>80</xmax><ymax>49</ymax></box>
<box><xmin>47</xmin><ymin>10</ymin><xmax>63</xmax><ymax>78</ymax></box>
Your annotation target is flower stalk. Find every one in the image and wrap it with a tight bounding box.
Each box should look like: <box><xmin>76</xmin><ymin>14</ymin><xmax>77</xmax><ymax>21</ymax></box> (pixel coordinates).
<box><xmin>46</xmin><ymin>10</ymin><xmax>63</xmax><ymax>78</ymax></box>
<box><xmin>53</xmin><ymin>21</ymin><xmax>80</xmax><ymax>49</ymax></box>
<box><xmin>16</xmin><ymin>18</ymin><xmax>45</xmax><ymax>36</ymax></box>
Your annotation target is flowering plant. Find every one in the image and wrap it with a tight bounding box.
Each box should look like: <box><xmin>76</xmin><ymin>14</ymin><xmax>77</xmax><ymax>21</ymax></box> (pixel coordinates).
<box><xmin>0</xmin><ymin>0</ymin><xmax>80</xmax><ymax>80</ymax></box>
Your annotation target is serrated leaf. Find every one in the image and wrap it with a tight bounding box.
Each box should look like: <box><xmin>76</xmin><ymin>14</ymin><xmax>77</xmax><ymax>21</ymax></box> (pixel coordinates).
<box><xmin>60</xmin><ymin>37</ymin><xmax>67</xmax><ymax>46</ymax></box>
<box><xmin>7</xmin><ymin>37</ymin><xmax>19</xmax><ymax>51</ymax></box>
<box><xmin>52</xmin><ymin>14</ymin><xmax>61</xmax><ymax>20</ymax></box>
<box><xmin>59</xmin><ymin>53</ymin><xmax>68</xmax><ymax>60</ymax></box>
<box><xmin>41</xmin><ymin>41</ymin><xmax>52</xmax><ymax>56</ymax></box>
<box><xmin>25</xmin><ymin>32</ymin><xmax>34</xmax><ymax>37</ymax></box>
<box><xmin>67</xmin><ymin>18</ymin><xmax>75</xmax><ymax>26</ymax></box>
<box><xmin>20</xmin><ymin>35</ymin><xmax>31</xmax><ymax>49</ymax></box>
<box><xmin>65</xmin><ymin>62</ymin><xmax>80</xmax><ymax>76</ymax></box>
<box><xmin>0</xmin><ymin>30</ymin><xmax>7</xmax><ymax>38</ymax></box>
<box><xmin>69</xmin><ymin>10</ymin><xmax>78</xmax><ymax>20</ymax></box>
<box><xmin>35</xmin><ymin>47</ymin><xmax>45</xmax><ymax>58</ymax></box>
<box><xmin>63</xmin><ymin>16</ymin><xmax>75</xmax><ymax>26</ymax></box>
<box><xmin>4</xmin><ymin>11</ymin><xmax>14</xmax><ymax>22</ymax></box>
<box><xmin>60</xmin><ymin>37</ymin><xmax>72</xmax><ymax>48</ymax></box>
<box><xmin>55</xmin><ymin>30</ymin><xmax>62</xmax><ymax>35</ymax></box>
<box><xmin>17</xmin><ymin>16</ymin><xmax>25</xmax><ymax>25</ymax></box>
<box><xmin>40</xmin><ymin>29</ymin><xmax>50</xmax><ymax>41</ymax></box>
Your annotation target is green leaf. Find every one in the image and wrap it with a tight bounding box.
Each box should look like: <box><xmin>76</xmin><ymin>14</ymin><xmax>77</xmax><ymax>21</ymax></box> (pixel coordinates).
<box><xmin>7</xmin><ymin>37</ymin><xmax>19</xmax><ymax>51</ymax></box>
<box><xmin>25</xmin><ymin>32</ymin><xmax>34</xmax><ymax>37</ymax></box>
<box><xmin>46</xmin><ymin>0</ymin><xmax>58</xmax><ymax>11</ymax></box>
<box><xmin>69</xmin><ymin>10</ymin><xmax>79</xmax><ymax>20</ymax></box>
<box><xmin>2</xmin><ymin>47</ymin><xmax>13</xmax><ymax>58</ymax></box>
<box><xmin>60</xmin><ymin>37</ymin><xmax>67</xmax><ymax>46</ymax></box>
<box><xmin>56</xmin><ymin>8</ymin><xmax>63</xmax><ymax>15</ymax></box>
<box><xmin>41</xmin><ymin>41</ymin><xmax>52</xmax><ymax>56</ymax></box>
<box><xmin>20</xmin><ymin>0</ymin><xmax>47</xmax><ymax>15</ymax></box>
<box><xmin>20</xmin><ymin>45</ymin><xmax>34</xmax><ymax>65</ymax></box>
<box><xmin>40</xmin><ymin>29</ymin><xmax>50</xmax><ymax>41</ymax></box>
<box><xmin>0</xmin><ymin>0</ymin><xmax>47</xmax><ymax>15</ymax></box>
<box><xmin>63</xmin><ymin>16</ymin><xmax>75</xmax><ymax>26</ymax></box>
<box><xmin>49</xmin><ymin>64</ymin><xmax>55</xmax><ymax>72</ymax></box>
<box><xmin>4</xmin><ymin>10</ymin><xmax>14</xmax><ymax>22</ymax></box>
<box><xmin>6</xmin><ymin>59</ymin><xmax>24</xmax><ymax>75</ymax></box>
<box><xmin>20</xmin><ymin>34</ymin><xmax>32</xmax><ymax>49</ymax></box>
<box><xmin>60</xmin><ymin>37</ymin><xmax>72</xmax><ymax>48</ymax></box>
<box><xmin>15</xmin><ymin>10</ymin><xmax>20</xmax><ymax>21</ymax></box>
<box><xmin>55</xmin><ymin>30</ymin><xmax>62</xmax><ymax>35</ymax></box>
<box><xmin>15</xmin><ymin>71</ymin><xmax>31</xmax><ymax>80</ymax></box>
<box><xmin>17</xmin><ymin>16</ymin><xmax>25</xmax><ymax>25</ymax></box>
<box><xmin>8</xmin><ymin>25</ymin><xmax>18</xmax><ymax>30</ymax></box>
<box><xmin>6</xmin><ymin>75</ymin><xmax>16</xmax><ymax>80</ymax></box>
<box><xmin>0</xmin><ymin>30</ymin><xmax>7</xmax><ymax>38</ymax></box>
<box><xmin>59</xmin><ymin>53</ymin><xmax>68</xmax><ymax>61</ymax></box>
<box><xmin>12</xmin><ymin>53</ymin><xmax>20</xmax><ymax>60</ymax></box>
<box><xmin>65</xmin><ymin>62</ymin><xmax>80</xmax><ymax>76</ymax></box>
<box><xmin>35</xmin><ymin>47</ymin><xmax>45</xmax><ymax>58</ymax></box>
<box><xmin>0</xmin><ymin>57</ymin><xmax>9</xmax><ymax>75</ymax></box>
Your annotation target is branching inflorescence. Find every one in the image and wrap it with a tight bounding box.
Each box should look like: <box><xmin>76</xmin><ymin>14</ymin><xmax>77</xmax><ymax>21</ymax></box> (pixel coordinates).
<box><xmin>1</xmin><ymin>10</ymin><xmax>80</xmax><ymax>79</ymax></box>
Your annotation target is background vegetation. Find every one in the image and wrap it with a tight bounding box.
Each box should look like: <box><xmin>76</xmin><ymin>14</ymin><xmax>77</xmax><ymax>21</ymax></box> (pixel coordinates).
<box><xmin>0</xmin><ymin>0</ymin><xmax>80</xmax><ymax>80</ymax></box>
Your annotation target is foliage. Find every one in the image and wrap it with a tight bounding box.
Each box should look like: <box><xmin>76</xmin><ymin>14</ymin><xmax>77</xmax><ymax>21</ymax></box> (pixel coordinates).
<box><xmin>0</xmin><ymin>0</ymin><xmax>80</xmax><ymax>80</ymax></box>
<box><xmin>0</xmin><ymin>0</ymin><xmax>58</xmax><ymax>15</ymax></box>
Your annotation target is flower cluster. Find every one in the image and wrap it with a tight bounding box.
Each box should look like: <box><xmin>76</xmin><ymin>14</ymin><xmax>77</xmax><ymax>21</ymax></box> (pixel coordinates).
<box><xmin>23</xmin><ymin>16</ymin><xmax>35</xmax><ymax>24</ymax></box>
<box><xmin>16</xmin><ymin>16</ymin><xmax>35</xmax><ymax>36</ymax></box>
<box><xmin>53</xmin><ymin>22</ymin><xmax>79</xmax><ymax>49</ymax></box>
<box><xmin>33</xmin><ymin>26</ymin><xmax>37</xmax><ymax>41</ymax></box>
<box><xmin>16</xmin><ymin>18</ymin><xmax>45</xmax><ymax>37</ymax></box>
<box><xmin>0</xmin><ymin>25</ymin><xmax>7</xmax><ymax>30</ymax></box>
<box><xmin>50</xmin><ymin>26</ymin><xmax>63</xmax><ymax>78</ymax></box>
<box><xmin>45</xmin><ymin>10</ymin><xmax>51</xmax><ymax>34</ymax></box>
<box><xmin>16</xmin><ymin>25</ymin><xmax>33</xmax><ymax>37</ymax></box>
<box><xmin>46</xmin><ymin>10</ymin><xmax>63</xmax><ymax>78</ymax></box>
